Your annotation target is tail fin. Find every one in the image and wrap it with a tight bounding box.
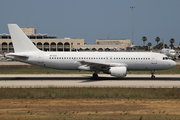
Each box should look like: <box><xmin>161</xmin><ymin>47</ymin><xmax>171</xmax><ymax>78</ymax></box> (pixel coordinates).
<box><xmin>8</xmin><ymin>24</ymin><xmax>40</xmax><ymax>52</ymax></box>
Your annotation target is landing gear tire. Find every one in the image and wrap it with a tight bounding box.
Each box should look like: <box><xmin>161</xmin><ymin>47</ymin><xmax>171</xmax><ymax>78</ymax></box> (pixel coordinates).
<box><xmin>151</xmin><ymin>70</ymin><xmax>155</xmax><ymax>79</ymax></box>
<box><xmin>151</xmin><ymin>75</ymin><xmax>155</xmax><ymax>79</ymax></box>
<box><xmin>92</xmin><ymin>73</ymin><xmax>98</xmax><ymax>79</ymax></box>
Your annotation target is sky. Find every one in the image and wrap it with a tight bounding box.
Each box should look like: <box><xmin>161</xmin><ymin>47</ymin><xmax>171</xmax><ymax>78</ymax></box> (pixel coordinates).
<box><xmin>0</xmin><ymin>0</ymin><xmax>180</xmax><ymax>46</ymax></box>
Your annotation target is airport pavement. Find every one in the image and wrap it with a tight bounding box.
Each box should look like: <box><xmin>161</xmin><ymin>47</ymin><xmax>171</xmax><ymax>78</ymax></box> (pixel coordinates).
<box><xmin>0</xmin><ymin>74</ymin><xmax>179</xmax><ymax>88</ymax></box>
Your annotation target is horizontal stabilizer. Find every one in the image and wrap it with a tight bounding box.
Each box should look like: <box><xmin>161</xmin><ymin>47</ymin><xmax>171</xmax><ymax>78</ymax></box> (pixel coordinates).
<box><xmin>5</xmin><ymin>53</ymin><xmax>29</xmax><ymax>60</ymax></box>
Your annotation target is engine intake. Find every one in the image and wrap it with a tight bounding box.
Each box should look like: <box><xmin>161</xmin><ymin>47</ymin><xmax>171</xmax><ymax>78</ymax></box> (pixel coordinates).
<box><xmin>109</xmin><ymin>67</ymin><xmax>127</xmax><ymax>77</ymax></box>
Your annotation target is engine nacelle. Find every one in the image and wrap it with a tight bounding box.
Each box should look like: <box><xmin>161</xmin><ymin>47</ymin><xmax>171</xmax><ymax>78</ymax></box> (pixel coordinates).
<box><xmin>109</xmin><ymin>67</ymin><xmax>127</xmax><ymax>77</ymax></box>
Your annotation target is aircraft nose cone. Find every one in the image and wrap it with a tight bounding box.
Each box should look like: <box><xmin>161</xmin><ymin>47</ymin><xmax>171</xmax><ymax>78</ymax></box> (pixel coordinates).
<box><xmin>172</xmin><ymin>53</ymin><xmax>176</xmax><ymax>56</ymax></box>
<box><xmin>171</xmin><ymin>61</ymin><xmax>177</xmax><ymax>67</ymax></box>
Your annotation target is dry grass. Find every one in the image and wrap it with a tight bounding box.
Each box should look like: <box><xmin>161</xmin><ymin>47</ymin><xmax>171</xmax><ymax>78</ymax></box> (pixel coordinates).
<box><xmin>0</xmin><ymin>88</ymin><xmax>180</xmax><ymax>119</ymax></box>
<box><xmin>0</xmin><ymin>99</ymin><xmax>180</xmax><ymax>120</ymax></box>
<box><xmin>0</xmin><ymin>88</ymin><xmax>180</xmax><ymax>99</ymax></box>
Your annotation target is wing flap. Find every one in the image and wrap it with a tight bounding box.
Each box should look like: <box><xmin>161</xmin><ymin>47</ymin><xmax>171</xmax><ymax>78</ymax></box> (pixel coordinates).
<box><xmin>78</xmin><ymin>60</ymin><xmax>127</xmax><ymax>71</ymax></box>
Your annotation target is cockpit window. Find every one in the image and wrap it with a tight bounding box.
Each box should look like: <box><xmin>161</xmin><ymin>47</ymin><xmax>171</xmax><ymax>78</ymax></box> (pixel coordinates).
<box><xmin>163</xmin><ymin>57</ymin><xmax>170</xmax><ymax>60</ymax></box>
<box><xmin>170</xmin><ymin>51</ymin><xmax>176</xmax><ymax>53</ymax></box>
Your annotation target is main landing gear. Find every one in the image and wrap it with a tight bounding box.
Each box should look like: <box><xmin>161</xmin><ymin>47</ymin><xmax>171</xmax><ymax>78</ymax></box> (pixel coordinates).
<box><xmin>92</xmin><ymin>70</ymin><xmax>100</xmax><ymax>79</ymax></box>
<box><xmin>93</xmin><ymin>73</ymin><xmax>99</xmax><ymax>79</ymax></box>
<box><xmin>151</xmin><ymin>70</ymin><xmax>155</xmax><ymax>79</ymax></box>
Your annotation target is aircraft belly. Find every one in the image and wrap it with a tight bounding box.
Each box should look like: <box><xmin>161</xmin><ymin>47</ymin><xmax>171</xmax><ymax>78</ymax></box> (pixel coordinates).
<box><xmin>58</xmin><ymin>62</ymin><xmax>79</xmax><ymax>70</ymax></box>
<box><xmin>128</xmin><ymin>64</ymin><xmax>145</xmax><ymax>70</ymax></box>
<box><xmin>128</xmin><ymin>61</ymin><xmax>147</xmax><ymax>70</ymax></box>
<box><xmin>45</xmin><ymin>60</ymin><xmax>79</xmax><ymax>70</ymax></box>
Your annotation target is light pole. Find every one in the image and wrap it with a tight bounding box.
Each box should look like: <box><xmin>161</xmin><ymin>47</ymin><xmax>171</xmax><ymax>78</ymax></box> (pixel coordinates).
<box><xmin>130</xmin><ymin>6</ymin><xmax>135</xmax><ymax>46</ymax></box>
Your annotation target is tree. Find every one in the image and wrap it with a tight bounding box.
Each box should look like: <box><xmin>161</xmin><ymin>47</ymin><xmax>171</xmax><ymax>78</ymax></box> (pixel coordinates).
<box><xmin>147</xmin><ymin>42</ymin><xmax>152</xmax><ymax>50</ymax></box>
<box><xmin>158</xmin><ymin>42</ymin><xmax>163</xmax><ymax>49</ymax></box>
<box><xmin>169</xmin><ymin>38</ymin><xmax>175</xmax><ymax>49</ymax></box>
<box><xmin>155</xmin><ymin>37</ymin><xmax>160</xmax><ymax>45</ymax></box>
<box><xmin>153</xmin><ymin>42</ymin><xmax>163</xmax><ymax>49</ymax></box>
<box><xmin>164</xmin><ymin>44</ymin><xmax>168</xmax><ymax>48</ymax></box>
<box><xmin>143</xmin><ymin>46</ymin><xmax>148</xmax><ymax>51</ymax></box>
<box><xmin>142</xmin><ymin>36</ymin><xmax>147</xmax><ymax>46</ymax></box>
<box><xmin>169</xmin><ymin>44</ymin><xmax>174</xmax><ymax>49</ymax></box>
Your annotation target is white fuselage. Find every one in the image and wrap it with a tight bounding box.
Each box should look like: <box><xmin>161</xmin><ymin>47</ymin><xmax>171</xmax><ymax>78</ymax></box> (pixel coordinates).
<box><xmin>13</xmin><ymin>51</ymin><xmax>176</xmax><ymax>71</ymax></box>
<box><xmin>6</xmin><ymin>24</ymin><xmax>177</xmax><ymax>78</ymax></box>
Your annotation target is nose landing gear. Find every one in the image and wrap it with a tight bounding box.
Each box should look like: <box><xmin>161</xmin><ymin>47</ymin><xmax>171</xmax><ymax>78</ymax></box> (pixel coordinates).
<box><xmin>151</xmin><ymin>70</ymin><xmax>155</xmax><ymax>79</ymax></box>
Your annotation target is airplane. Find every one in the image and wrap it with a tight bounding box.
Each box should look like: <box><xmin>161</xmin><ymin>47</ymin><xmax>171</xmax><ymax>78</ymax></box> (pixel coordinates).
<box><xmin>5</xmin><ymin>24</ymin><xmax>177</xmax><ymax>79</ymax></box>
<box><xmin>160</xmin><ymin>39</ymin><xmax>177</xmax><ymax>60</ymax></box>
<box><xmin>161</xmin><ymin>48</ymin><xmax>177</xmax><ymax>60</ymax></box>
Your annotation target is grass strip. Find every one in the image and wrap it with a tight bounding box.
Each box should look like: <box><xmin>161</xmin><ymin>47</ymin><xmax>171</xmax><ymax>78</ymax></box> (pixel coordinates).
<box><xmin>0</xmin><ymin>88</ymin><xmax>180</xmax><ymax>99</ymax></box>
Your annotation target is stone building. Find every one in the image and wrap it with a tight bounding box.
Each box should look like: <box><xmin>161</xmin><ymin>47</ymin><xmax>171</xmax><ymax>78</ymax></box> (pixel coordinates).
<box><xmin>0</xmin><ymin>27</ymin><xmax>131</xmax><ymax>52</ymax></box>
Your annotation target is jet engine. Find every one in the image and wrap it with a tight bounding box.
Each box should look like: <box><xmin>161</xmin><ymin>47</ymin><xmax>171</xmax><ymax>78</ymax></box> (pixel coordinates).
<box><xmin>109</xmin><ymin>67</ymin><xmax>127</xmax><ymax>77</ymax></box>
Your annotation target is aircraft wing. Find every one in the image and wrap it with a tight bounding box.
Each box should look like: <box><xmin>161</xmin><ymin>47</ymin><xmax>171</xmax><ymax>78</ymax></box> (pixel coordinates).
<box><xmin>78</xmin><ymin>60</ymin><xmax>127</xmax><ymax>71</ymax></box>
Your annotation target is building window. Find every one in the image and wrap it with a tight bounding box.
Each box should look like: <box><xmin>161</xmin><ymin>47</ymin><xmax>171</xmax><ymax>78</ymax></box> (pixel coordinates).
<box><xmin>77</xmin><ymin>43</ymin><xmax>80</xmax><ymax>45</ymax></box>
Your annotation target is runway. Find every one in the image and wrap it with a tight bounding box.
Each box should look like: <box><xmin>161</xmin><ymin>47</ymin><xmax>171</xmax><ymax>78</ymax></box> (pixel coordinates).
<box><xmin>0</xmin><ymin>74</ymin><xmax>180</xmax><ymax>88</ymax></box>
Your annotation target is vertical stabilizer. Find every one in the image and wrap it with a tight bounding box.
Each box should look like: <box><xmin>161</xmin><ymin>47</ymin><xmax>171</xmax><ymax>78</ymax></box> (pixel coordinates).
<box><xmin>8</xmin><ymin>24</ymin><xmax>40</xmax><ymax>52</ymax></box>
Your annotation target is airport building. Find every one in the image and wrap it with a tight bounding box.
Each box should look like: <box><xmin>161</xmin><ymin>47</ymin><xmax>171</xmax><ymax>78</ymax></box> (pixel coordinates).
<box><xmin>73</xmin><ymin>39</ymin><xmax>131</xmax><ymax>51</ymax></box>
<box><xmin>0</xmin><ymin>27</ymin><xmax>131</xmax><ymax>52</ymax></box>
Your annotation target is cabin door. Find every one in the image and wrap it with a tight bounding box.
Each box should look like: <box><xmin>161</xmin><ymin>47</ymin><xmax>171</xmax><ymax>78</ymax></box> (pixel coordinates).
<box><xmin>38</xmin><ymin>53</ymin><xmax>44</xmax><ymax>64</ymax></box>
<box><xmin>151</xmin><ymin>54</ymin><xmax>157</xmax><ymax>64</ymax></box>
